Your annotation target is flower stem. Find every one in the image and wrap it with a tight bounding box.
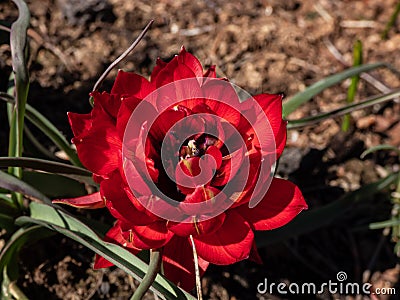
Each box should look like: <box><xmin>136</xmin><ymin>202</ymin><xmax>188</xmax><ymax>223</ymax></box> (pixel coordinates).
<box><xmin>189</xmin><ymin>235</ymin><xmax>203</xmax><ymax>300</ymax></box>
<box><xmin>131</xmin><ymin>248</ymin><xmax>162</xmax><ymax>300</ymax></box>
<box><xmin>91</xmin><ymin>20</ymin><xmax>154</xmax><ymax>96</ymax></box>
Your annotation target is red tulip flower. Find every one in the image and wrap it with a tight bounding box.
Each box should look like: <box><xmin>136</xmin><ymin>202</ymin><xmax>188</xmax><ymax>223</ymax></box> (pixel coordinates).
<box><xmin>55</xmin><ymin>46</ymin><xmax>307</xmax><ymax>291</ymax></box>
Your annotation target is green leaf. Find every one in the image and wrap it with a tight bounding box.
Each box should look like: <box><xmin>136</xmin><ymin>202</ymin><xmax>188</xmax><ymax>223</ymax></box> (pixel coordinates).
<box><xmin>23</xmin><ymin>105</ymin><xmax>82</xmax><ymax>166</ymax></box>
<box><xmin>0</xmin><ymin>93</ymin><xmax>82</xmax><ymax>167</ymax></box>
<box><xmin>0</xmin><ymin>195</ymin><xmax>16</xmax><ymax>208</ymax></box>
<box><xmin>282</xmin><ymin>62</ymin><xmax>386</xmax><ymax>118</ymax></box>
<box><xmin>0</xmin><ymin>171</ymin><xmax>51</xmax><ymax>204</ymax></box>
<box><xmin>23</xmin><ymin>125</ymin><xmax>60</xmax><ymax>160</ymax></box>
<box><xmin>255</xmin><ymin>173</ymin><xmax>398</xmax><ymax>246</ymax></box>
<box><xmin>0</xmin><ymin>157</ymin><xmax>91</xmax><ymax>176</ymax></box>
<box><xmin>342</xmin><ymin>40</ymin><xmax>362</xmax><ymax>132</ymax></box>
<box><xmin>22</xmin><ymin>171</ymin><xmax>87</xmax><ymax>199</ymax></box>
<box><xmin>361</xmin><ymin>144</ymin><xmax>400</xmax><ymax>159</ymax></box>
<box><xmin>287</xmin><ymin>88</ymin><xmax>400</xmax><ymax>129</ymax></box>
<box><xmin>8</xmin><ymin>0</ymin><xmax>30</xmax><ymax>180</ymax></box>
<box><xmin>16</xmin><ymin>202</ymin><xmax>196</xmax><ymax>300</ymax></box>
<box><xmin>1</xmin><ymin>267</ymin><xmax>12</xmax><ymax>300</ymax></box>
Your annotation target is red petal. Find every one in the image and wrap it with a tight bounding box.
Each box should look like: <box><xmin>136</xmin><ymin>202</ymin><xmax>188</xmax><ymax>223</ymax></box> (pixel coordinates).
<box><xmin>149</xmin><ymin>109</ymin><xmax>186</xmax><ymax>142</ymax></box>
<box><xmin>175</xmin><ymin>157</ymin><xmax>214</xmax><ymax>194</ymax></box>
<box><xmin>133</xmin><ymin>123</ymin><xmax>159</xmax><ymax>183</ymax></box>
<box><xmin>167</xmin><ymin>213</ymin><xmax>226</xmax><ymax>237</ymax></box>
<box><xmin>131</xmin><ymin>221</ymin><xmax>173</xmax><ymax>249</ymax></box>
<box><xmin>116</xmin><ymin>95</ymin><xmax>154</xmax><ymax>139</ymax></box>
<box><xmin>53</xmin><ymin>192</ymin><xmax>104</xmax><ymax>209</ymax></box>
<box><xmin>201</xmin><ymin>79</ymin><xmax>241</xmax><ymax>127</ymax></box>
<box><xmin>203</xmin><ymin>65</ymin><xmax>216</xmax><ymax>79</ymax></box>
<box><xmin>155</xmin><ymin>56</ymin><xmax>179</xmax><ymax>87</ymax></box>
<box><xmin>93</xmin><ymin>221</ymin><xmax>140</xmax><ymax>269</ymax></box>
<box><xmin>228</xmin><ymin>151</ymin><xmax>262</xmax><ymax>207</ymax></box>
<box><xmin>180</xmin><ymin>186</ymin><xmax>225</xmax><ymax>215</ymax></box>
<box><xmin>73</xmin><ymin>124</ymin><xmax>121</xmax><ymax>175</ymax></box>
<box><xmin>91</xmin><ymin>91</ymin><xmax>121</xmax><ymax>119</ymax></box>
<box><xmin>194</xmin><ymin>211</ymin><xmax>254</xmax><ymax>265</ymax></box>
<box><xmin>178</xmin><ymin>46</ymin><xmax>204</xmax><ymax>78</ymax></box>
<box><xmin>68</xmin><ymin>112</ymin><xmax>92</xmax><ymax>137</ymax></box>
<box><xmin>101</xmin><ymin>172</ymin><xmax>155</xmax><ymax>226</ymax></box>
<box><xmin>212</xmin><ymin>147</ymin><xmax>244</xmax><ymax>186</ymax></box>
<box><xmin>71</xmin><ymin>102</ymin><xmax>122</xmax><ymax>175</ymax></box>
<box><xmin>122</xmin><ymin>158</ymin><xmax>153</xmax><ymax>196</ymax></box>
<box><xmin>253</xmin><ymin>94</ymin><xmax>287</xmax><ymax>158</ymax></box>
<box><xmin>205</xmin><ymin>146</ymin><xmax>222</xmax><ymax>170</ymax></box>
<box><xmin>150</xmin><ymin>57</ymin><xmax>168</xmax><ymax>82</ymax></box>
<box><xmin>248</xmin><ymin>240</ymin><xmax>263</xmax><ymax>264</ymax></box>
<box><xmin>111</xmin><ymin>70</ymin><xmax>154</xmax><ymax>99</ymax></box>
<box><xmin>236</xmin><ymin>178</ymin><xmax>307</xmax><ymax>230</ymax></box>
<box><xmin>93</xmin><ymin>255</ymin><xmax>114</xmax><ymax>269</ymax></box>
<box><xmin>163</xmin><ymin>236</ymin><xmax>209</xmax><ymax>291</ymax></box>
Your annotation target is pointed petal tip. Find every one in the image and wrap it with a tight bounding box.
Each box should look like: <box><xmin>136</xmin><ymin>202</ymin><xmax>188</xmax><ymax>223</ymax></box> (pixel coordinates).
<box><xmin>53</xmin><ymin>192</ymin><xmax>105</xmax><ymax>209</ymax></box>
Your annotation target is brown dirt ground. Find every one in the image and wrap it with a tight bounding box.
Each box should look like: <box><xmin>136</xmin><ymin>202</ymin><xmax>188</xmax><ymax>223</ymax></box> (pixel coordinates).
<box><xmin>1</xmin><ymin>0</ymin><xmax>400</xmax><ymax>299</ymax></box>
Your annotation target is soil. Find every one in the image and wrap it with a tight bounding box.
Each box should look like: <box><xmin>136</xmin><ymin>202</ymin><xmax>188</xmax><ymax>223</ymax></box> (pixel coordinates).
<box><xmin>1</xmin><ymin>0</ymin><xmax>400</xmax><ymax>299</ymax></box>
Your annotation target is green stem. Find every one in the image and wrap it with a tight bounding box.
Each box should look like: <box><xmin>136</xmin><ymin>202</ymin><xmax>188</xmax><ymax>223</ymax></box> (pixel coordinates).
<box><xmin>131</xmin><ymin>248</ymin><xmax>162</xmax><ymax>300</ymax></box>
<box><xmin>382</xmin><ymin>1</ymin><xmax>400</xmax><ymax>40</ymax></box>
<box><xmin>91</xmin><ymin>20</ymin><xmax>153</xmax><ymax>105</ymax></box>
<box><xmin>342</xmin><ymin>40</ymin><xmax>362</xmax><ymax>132</ymax></box>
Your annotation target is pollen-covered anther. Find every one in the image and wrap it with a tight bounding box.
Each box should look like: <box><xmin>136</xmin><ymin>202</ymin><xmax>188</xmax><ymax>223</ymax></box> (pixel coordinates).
<box><xmin>128</xmin><ymin>229</ymin><xmax>133</xmax><ymax>243</ymax></box>
<box><xmin>193</xmin><ymin>216</ymin><xmax>201</xmax><ymax>235</ymax></box>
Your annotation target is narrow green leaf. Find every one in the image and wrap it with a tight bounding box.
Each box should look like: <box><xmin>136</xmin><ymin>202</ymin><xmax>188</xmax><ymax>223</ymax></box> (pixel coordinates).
<box><xmin>370</xmin><ymin>218</ymin><xmax>400</xmax><ymax>230</ymax></box>
<box><xmin>0</xmin><ymin>195</ymin><xmax>16</xmax><ymax>207</ymax></box>
<box><xmin>8</xmin><ymin>0</ymin><xmax>30</xmax><ymax>179</ymax></box>
<box><xmin>22</xmin><ymin>171</ymin><xmax>87</xmax><ymax>199</ymax></box>
<box><xmin>23</xmin><ymin>125</ymin><xmax>59</xmax><ymax>160</ymax></box>
<box><xmin>282</xmin><ymin>62</ymin><xmax>386</xmax><ymax>118</ymax></box>
<box><xmin>382</xmin><ymin>1</ymin><xmax>400</xmax><ymax>40</ymax></box>
<box><xmin>361</xmin><ymin>144</ymin><xmax>400</xmax><ymax>159</ymax></box>
<box><xmin>342</xmin><ymin>40</ymin><xmax>362</xmax><ymax>132</ymax></box>
<box><xmin>8</xmin><ymin>281</ymin><xmax>28</xmax><ymax>300</ymax></box>
<box><xmin>0</xmin><ymin>92</ymin><xmax>82</xmax><ymax>167</ymax></box>
<box><xmin>255</xmin><ymin>173</ymin><xmax>398</xmax><ymax>246</ymax></box>
<box><xmin>24</xmin><ymin>105</ymin><xmax>82</xmax><ymax>166</ymax></box>
<box><xmin>0</xmin><ymin>171</ymin><xmax>51</xmax><ymax>204</ymax></box>
<box><xmin>1</xmin><ymin>267</ymin><xmax>12</xmax><ymax>300</ymax></box>
<box><xmin>16</xmin><ymin>203</ymin><xmax>196</xmax><ymax>300</ymax></box>
<box><xmin>287</xmin><ymin>88</ymin><xmax>400</xmax><ymax>129</ymax></box>
<box><xmin>0</xmin><ymin>157</ymin><xmax>91</xmax><ymax>176</ymax></box>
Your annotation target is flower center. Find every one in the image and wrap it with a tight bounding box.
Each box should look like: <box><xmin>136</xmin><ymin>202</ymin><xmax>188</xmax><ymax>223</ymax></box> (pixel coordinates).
<box><xmin>179</xmin><ymin>134</ymin><xmax>218</xmax><ymax>161</ymax></box>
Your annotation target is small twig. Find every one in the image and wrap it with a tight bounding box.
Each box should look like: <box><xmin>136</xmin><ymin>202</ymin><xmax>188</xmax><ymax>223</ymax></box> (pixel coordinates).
<box><xmin>130</xmin><ymin>248</ymin><xmax>162</xmax><ymax>300</ymax></box>
<box><xmin>178</xmin><ymin>25</ymin><xmax>214</xmax><ymax>37</ymax></box>
<box><xmin>340</xmin><ymin>20</ymin><xmax>377</xmax><ymax>28</ymax></box>
<box><xmin>190</xmin><ymin>235</ymin><xmax>203</xmax><ymax>300</ymax></box>
<box><xmin>92</xmin><ymin>20</ymin><xmax>154</xmax><ymax>93</ymax></box>
<box><xmin>313</xmin><ymin>2</ymin><xmax>333</xmax><ymax>22</ymax></box>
